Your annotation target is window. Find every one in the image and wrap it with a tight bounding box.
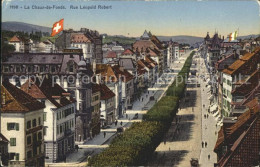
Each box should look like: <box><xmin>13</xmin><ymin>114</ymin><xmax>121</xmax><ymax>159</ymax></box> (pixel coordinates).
<box><xmin>27</xmin><ymin>151</ymin><xmax>32</xmax><ymax>159</ymax></box>
<box><xmin>32</xmin><ymin>119</ymin><xmax>37</xmax><ymax>127</ymax></box>
<box><xmin>16</xmin><ymin>66</ymin><xmax>20</xmax><ymax>72</ymax></box>
<box><xmin>27</xmin><ymin>136</ymin><xmax>32</xmax><ymax>145</ymax></box>
<box><xmin>43</xmin><ymin>127</ymin><xmax>47</xmax><ymax>136</ymax></box>
<box><xmin>38</xmin><ymin>132</ymin><xmax>42</xmax><ymax>141</ymax></box>
<box><xmin>40</xmin><ymin>66</ymin><xmax>45</xmax><ymax>72</ymax></box>
<box><xmin>7</xmin><ymin>123</ymin><xmax>19</xmax><ymax>131</ymax></box>
<box><xmin>43</xmin><ymin>113</ymin><xmax>47</xmax><ymax>122</ymax></box>
<box><xmin>57</xmin><ymin>112</ymin><xmax>59</xmax><ymax>121</ymax></box>
<box><xmin>27</xmin><ymin>121</ymin><xmax>31</xmax><ymax>129</ymax></box>
<box><xmin>41</xmin><ymin>99</ymin><xmax>45</xmax><ymax>105</ymax></box>
<box><xmin>57</xmin><ymin>126</ymin><xmax>59</xmax><ymax>135</ymax></box>
<box><xmin>10</xmin><ymin>138</ymin><xmax>16</xmax><ymax>146</ymax></box>
<box><xmin>38</xmin><ymin>117</ymin><xmax>41</xmax><ymax>126</ymax></box>
<box><xmin>60</xmin><ymin>125</ymin><xmax>63</xmax><ymax>133</ymax></box>
<box><xmin>4</xmin><ymin>66</ymin><xmax>9</xmax><ymax>72</ymax></box>
<box><xmin>51</xmin><ymin>66</ymin><xmax>56</xmax><ymax>73</ymax></box>
<box><xmin>69</xmin><ymin>65</ymin><xmax>74</xmax><ymax>72</ymax></box>
<box><xmin>28</xmin><ymin>66</ymin><xmax>32</xmax><ymax>72</ymax></box>
<box><xmin>15</xmin><ymin>153</ymin><xmax>19</xmax><ymax>160</ymax></box>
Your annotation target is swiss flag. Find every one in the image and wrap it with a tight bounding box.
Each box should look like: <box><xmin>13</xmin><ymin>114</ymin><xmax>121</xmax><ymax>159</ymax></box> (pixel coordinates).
<box><xmin>51</xmin><ymin>19</ymin><xmax>64</xmax><ymax>37</ymax></box>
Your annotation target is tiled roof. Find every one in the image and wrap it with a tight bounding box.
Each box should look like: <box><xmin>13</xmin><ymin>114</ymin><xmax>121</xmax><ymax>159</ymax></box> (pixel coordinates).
<box><xmin>145</xmin><ymin>56</ymin><xmax>158</xmax><ymax>66</ymax></box>
<box><xmin>137</xmin><ymin>64</ymin><xmax>147</xmax><ymax>75</ymax></box>
<box><xmin>95</xmin><ymin>64</ymin><xmax>109</xmax><ymax>74</ymax></box>
<box><xmin>112</xmin><ymin>65</ymin><xmax>134</xmax><ymax>82</ymax></box>
<box><xmin>232</xmin><ymin>69</ymin><xmax>259</xmax><ymax>95</ymax></box>
<box><xmin>122</xmin><ymin>49</ymin><xmax>135</xmax><ymax>55</ymax></box>
<box><xmin>133</xmin><ymin>40</ymin><xmax>159</xmax><ymax>53</ymax></box>
<box><xmin>150</xmin><ymin>35</ymin><xmax>164</xmax><ymax>50</ymax></box>
<box><xmin>222</xmin><ymin>47</ymin><xmax>260</xmax><ymax>75</ymax></box>
<box><xmin>1</xmin><ymin>81</ymin><xmax>45</xmax><ymax>113</ymax></box>
<box><xmin>214</xmin><ymin>98</ymin><xmax>259</xmax><ymax>151</ymax></box>
<box><xmin>71</xmin><ymin>33</ymin><xmax>91</xmax><ymax>43</ymax></box>
<box><xmin>119</xmin><ymin>58</ymin><xmax>136</xmax><ymax>70</ymax></box>
<box><xmin>138</xmin><ymin>59</ymin><xmax>153</xmax><ymax>69</ymax></box>
<box><xmin>146</xmin><ymin>47</ymin><xmax>161</xmax><ymax>57</ymax></box>
<box><xmin>92</xmin><ymin>83</ymin><xmax>100</xmax><ymax>94</ymax></box>
<box><xmin>106</xmin><ymin>51</ymin><xmax>117</xmax><ymax>58</ymax></box>
<box><xmin>9</xmin><ymin>35</ymin><xmax>21</xmax><ymax>42</ymax></box>
<box><xmin>0</xmin><ymin>133</ymin><xmax>9</xmax><ymax>143</ymax></box>
<box><xmin>99</xmin><ymin>84</ymin><xmax>115</xmax><ymax>100</ymax></box>
<box><xmin>21</xmin><ymin>77</ymin><xmax>75</xmax><ymax>108</ymax></box>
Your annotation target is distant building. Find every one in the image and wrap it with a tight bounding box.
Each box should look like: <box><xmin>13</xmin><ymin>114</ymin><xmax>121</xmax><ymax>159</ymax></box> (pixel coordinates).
<box><xmin>99</xmin><ymin>84</ymin><xmax>116</xmax><ymax>126</ymax></box>
<box><xmin>55</xmin><ymin>28</ymin><xmax>103</xmax><ymax>63</ymax></box>
<box><xmin>1</xmin><ymin>81</ymin><xmax>45</xmax><ymax>167</ymax></box>
<box><xmin>120</xmin><ymin>49</ymin><xmax>137</xmax><ymax>61</ymax></box>
<box><xmin>91</xmin><ymin>83</ymin><xmax>101</xmax><ymax>137</ymax></box>
<box><xmin>8</xmin><ymin>35</ymin><xmax>32</xmax><ymax>53</ymax></box>
<box><xmin>21</xmin><ymin>77</ymin><xmax>76</xmax><ymax>163</ymax></box>
<box><xmin>133</xmin><ymin>30</ymin><xmax>165</xmax><ymax>74</ymax></box>
<box><xmin>221</xmin><ymin>47</ymin><xmax>260</xmax><ymax>116</ymax></box>
<box><xmin>32</xmin><ymin>40</ymin><xmax>55</xmax><ymax>53</ymax></box>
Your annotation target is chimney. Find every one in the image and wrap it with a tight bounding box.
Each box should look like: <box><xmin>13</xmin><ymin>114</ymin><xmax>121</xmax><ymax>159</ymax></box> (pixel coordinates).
<box><xmin>52</xmin><ymin>96</ymin><xmax>61</xmax><ymax>103</ymax></box>
<box><xmin>62</xmin><ymin>93</ymin><xmax>70</xmax><ymax>100</ymax></box>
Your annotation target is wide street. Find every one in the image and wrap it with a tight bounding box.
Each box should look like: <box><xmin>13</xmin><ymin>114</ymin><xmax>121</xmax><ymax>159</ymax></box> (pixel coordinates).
<box><xmin>147</xmin><ymin>50</ymin><xmax>219</xmax><ymax>167</ymax></box>
<box><xmin>45</xmin><ymin>51</ymin><xmax>193</xmax><ymax>167</ymax></box>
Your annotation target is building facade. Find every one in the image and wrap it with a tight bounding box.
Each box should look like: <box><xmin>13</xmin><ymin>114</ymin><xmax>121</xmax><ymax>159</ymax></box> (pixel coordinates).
<box><xmin>1</xmin><ymin>81</ymin><xmax>45</xmax><ymax>167</ymax></box>
<box><xmin>21</xmin><ymin>77</ymin><xmax>76</xmax><ymax>163</ymax></box>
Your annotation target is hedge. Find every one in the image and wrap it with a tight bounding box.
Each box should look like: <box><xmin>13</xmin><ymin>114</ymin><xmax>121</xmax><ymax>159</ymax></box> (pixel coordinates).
<box><xmin>88</xmin><ymin>51</ymin><xmax>195</xmax><ymax>167</ymax></box>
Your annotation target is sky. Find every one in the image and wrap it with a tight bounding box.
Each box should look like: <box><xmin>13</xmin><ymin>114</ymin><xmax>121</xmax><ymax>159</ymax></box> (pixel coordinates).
<box><xmin>2</xmin><ymin>0</ymin><xmax>260</xmax><ymax>37</ymax></box>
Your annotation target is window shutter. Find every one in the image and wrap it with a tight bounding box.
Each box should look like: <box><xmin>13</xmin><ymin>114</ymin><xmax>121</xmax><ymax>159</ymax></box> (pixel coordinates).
<box><xmin>7</xmin><ymin>123</ymin><xmax>10</xmax><ymax>130</ymax></box>
<box><xmin>16</xmin><ymin>123</ymin><xmax>19</xmax><ymax>131</ymax></box>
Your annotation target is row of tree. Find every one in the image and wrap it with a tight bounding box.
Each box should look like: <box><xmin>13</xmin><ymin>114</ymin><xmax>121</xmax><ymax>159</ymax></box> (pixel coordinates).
<box><xmin>88</xmin><ymin>51</ymin><xmax>195</xmax><ymax>166</ymax></box>
<box><xmin>2</xmin><ymin>30</ymin><xmax>50</xmax><ymax>42</ymax></box>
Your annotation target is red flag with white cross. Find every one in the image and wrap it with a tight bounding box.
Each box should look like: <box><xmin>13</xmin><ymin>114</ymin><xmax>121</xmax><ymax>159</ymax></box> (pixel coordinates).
<box><xmin>51</xmin><ymin>19</ymin><xmax>64</xmax><ymax>37</ymax></box>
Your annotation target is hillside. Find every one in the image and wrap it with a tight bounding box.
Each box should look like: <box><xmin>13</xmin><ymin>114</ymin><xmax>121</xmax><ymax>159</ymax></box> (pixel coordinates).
<box><xmin>2</xmin><ymin>21</ymin><xmax>52</xmax><ymax>33</ymax></box>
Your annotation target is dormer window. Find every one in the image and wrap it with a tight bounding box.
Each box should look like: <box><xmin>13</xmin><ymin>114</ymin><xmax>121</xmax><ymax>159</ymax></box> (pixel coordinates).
<box><xmin>69</xmin><ymin>65</ymin><xmax>74</xmax><ymax>72</ymax></box>
<box><xmin>51</xmin><ymin>66</ymin><xmax>56</xmax><ymax>73</ymax></box>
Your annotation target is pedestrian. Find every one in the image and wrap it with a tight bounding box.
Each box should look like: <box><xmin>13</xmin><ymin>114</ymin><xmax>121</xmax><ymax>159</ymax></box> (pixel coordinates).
<box><xmin>204</xmin><ymin>114</ymin><xmax>206</xmax><ymax>119</ymax></box>
<box><xmin>216</xmin><ymin>124</ymin><xmax>217</xmax><ymax>128</ymax></box>
<box><xmin>126</xmin><ymin>114</ymin><xmax>128</xmax><ymax>119</ymax></box>
<box><xmin>115</xmin><ymin>120</ymin><xmax>118</xmax><ymax>126</ymax></box>
<box><xmin>164</xmin><ymin>138</ymin><xmax>166</xmax><ymax>145</ymax></box>
<box><xmin>208</xmin><ymin>154</ymin><xmax>210</xmax><ymax>160</ymax></box>
<box><xmin>207</xmin><ymin>114</ymin><xmax>209</xmax><ymax>118</ymax></box>
<box><xmin>75</xmin><ymin>145</ymin><xmax>79</xmax><ymax>152</ymax></box>
<box><xmin>120</xmin><ymin>121</ymin><xmax>123</xmax><ymax>126</ymax></box>
<box><xmin>203</xmin><ymin>104</ymin><xmax>205</xmax><ymax>108</ymax></box>
<box><xmin>169</xmin><ymin>147</ymin><xmax>171</xmax><ymax>151</ymax></box>
<box><xmin>205</xmin><ymin>142</ymin><xmax>207</xmax><ymax>148</ymax></box>
<box><xmin>103</xmin><ymin>131</ymin><xmax>106</xmax><ymax>138</ymax></box>
<box><xmin>202</xmin><ymin>141</ymin><xmax>204</xmax><ymax>148</ymax></box>
<box><xmin>142</xmin><ymin>98</ymin><xmax>143</xmax><ymax>102</ymax></box>
<box><xmin>215</xmin><ymin>131</ymin><xmax>217</xmax><ymax>135</ymax></box>
<box><xmin>148</xmin><ymin>91</ymin><xmax>149</xmax><ymax>94</ymax></box>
